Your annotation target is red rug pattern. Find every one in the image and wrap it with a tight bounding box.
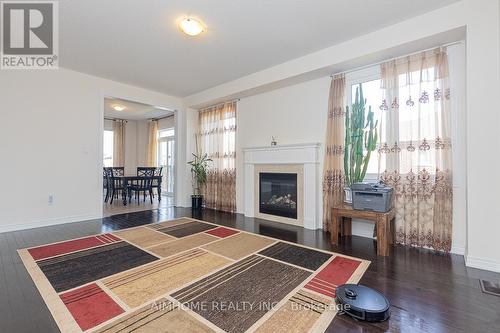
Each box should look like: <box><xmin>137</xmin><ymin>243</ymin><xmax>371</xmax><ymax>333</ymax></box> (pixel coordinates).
<box><xmin>28</xmin><ymin>234</ymin><xmax>120</xmax><ymax>260</ymax></box>
<box><xmin>304</xmin><ymin>256</ymin><xmax>361</xmax><ymax>297</ymax></box>
<box><xmin>205</xmin><ymin>226</ymin><xmax>240</xmax><ymax>238</ymax></box>
<box><xmin>60</xmin><ymin>283</ymin><xmax>124</xmax><ymax>331</ymax></box>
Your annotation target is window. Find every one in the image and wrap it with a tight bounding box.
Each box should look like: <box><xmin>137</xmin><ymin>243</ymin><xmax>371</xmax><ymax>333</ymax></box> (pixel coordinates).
<box><xmin>349</xmin><ymin>78</ymin><xmax>386</xmax><ymax>178</ymax></box>
<box><xmin>394</xmin><ymin>70</ymin><xmax>437</xmax><ymax>173</ymax></box>
<box><xmin>158</xmin><ymin>128</ymin><xmax>174</xmax><ymax>139</ymax></box>
<box><xmin>347</xmin><ymin>63</ymin><xmax>442</xmax><ymax>180</ymax></box>
<box><xmin>198</xmin><ymin>101</ymin><xmax>237</xmax><ymax>212</ymax></box>
<box><xmin>199</xmin><ymin>104</ymin><xmax>236</xmax><ymax>171</ymax></box>
<box><xmin>103</xmin><ymin>130</ymin><xmax>114</xmax><ymax>167</ymax></box>
<box><xmin>221</xmin><ymin>114</ymin><xmax>236</xmax><ymax>170</ymax></box>
<box><xmin>157</xmin><ymin>127</ymin><xmax>175</xmax><ymax>195</ymax></box>
<box><xmin>346</xmin><ymin>67</ymin><xmax>385</xmax><ymax>179</ymax></box>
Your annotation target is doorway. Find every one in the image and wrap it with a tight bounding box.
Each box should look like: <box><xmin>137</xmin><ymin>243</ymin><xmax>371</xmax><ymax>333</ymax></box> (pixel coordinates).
<box><xmin>101</xmin><ymin>96</ymin><xmax>177</xmax><ymax>216</ymax></box>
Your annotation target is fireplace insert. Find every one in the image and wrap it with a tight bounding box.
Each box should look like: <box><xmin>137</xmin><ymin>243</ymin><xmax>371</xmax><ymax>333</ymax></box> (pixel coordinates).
<box><xmin>259</xmin><ymin>172</ymin><xmax>297</xmax><ymax>219</ymax></box>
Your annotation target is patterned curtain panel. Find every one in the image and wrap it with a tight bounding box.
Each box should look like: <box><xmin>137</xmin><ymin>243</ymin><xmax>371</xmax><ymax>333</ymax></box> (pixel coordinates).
<box><xmin>199</xmin><ymin>101</ymin><xmax>237</xmax><ymax>212</ymax></box>
<box><xmin>112</xmin><ymin>120</ymin><xmax>126</xmax><ymax>167</ymax></box>
<box><xmin>146</xmin><ymin>120</ymin><xmax>158</xmax><ymax>167</ymax></box>
<box><xmin>322</xmin><ymin>74</ymin><xmax>346</xmax><ymax>232</ymax></box>
<box><xmin>379</xmin><ymin>48</ymin><xmax>453</xmax><ymax>252</ymax></box>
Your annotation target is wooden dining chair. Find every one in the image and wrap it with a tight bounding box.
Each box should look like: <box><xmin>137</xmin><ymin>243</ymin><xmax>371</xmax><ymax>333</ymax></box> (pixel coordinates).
<box><xmin>137</xmin><ymin>167</ymin><xmax>156</xmax><ymax>176</ymax></box>
<box><xmin>103</xmin><ymin>167</ymin><xmax>110</xmax><ymax>203</ymax></box>
<box><xmin>152</xmin><ymin>166</ymin><xmax>163</xmax><ymax>201</ymax></box>
<box><xmin>112</xmin><ymin>167</ymin><xmax>124</xmax><ymax>176</ymax></box>
<box><xmin>110</xmin><ymin>167</ymin><xmax>125</xmax><ymax>199</ymax></box>
<box><xmin>137</xmin><ymin>167</ymin><xmax>163</xmax><ymax>201</ymax></box>
<box><xmin>129</xmin><ymin>168</ymin><xmax>154</xmax><ymax>204</ymax></box>
<box><xmin>106</xmin><ymin>168</ymin><xmax>125</xmax><ymax>204</ymax></box>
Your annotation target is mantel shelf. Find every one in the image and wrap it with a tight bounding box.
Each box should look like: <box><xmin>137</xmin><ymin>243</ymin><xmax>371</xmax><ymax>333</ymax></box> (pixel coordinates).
<box><xmin>243</xmin><ymin>142</ymin><xmax>321</xmax><ymax>152</ymax></box>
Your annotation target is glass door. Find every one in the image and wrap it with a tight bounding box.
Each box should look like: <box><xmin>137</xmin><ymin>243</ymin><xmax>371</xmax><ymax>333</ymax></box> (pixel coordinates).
<box><xmin>158</xmin><ymin>130</ymin><xmax>175</xmax><ymax>196</ymax></box>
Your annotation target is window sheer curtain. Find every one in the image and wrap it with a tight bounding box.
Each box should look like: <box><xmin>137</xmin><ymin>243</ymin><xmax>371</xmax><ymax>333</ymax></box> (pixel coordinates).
<box><xmin>199</xmin><ymin>101</ymin><xmax>237</xmax><ymax>212</ymax></box>
<box><xmin>146</xmin><ymin>120</ymin><xmax>158</xmax><ymax>166</ymax></box>
<box><xmin>379</xmin><ymin>48</ymin><xmax>453</xmax><ymax>251</ymax></box>
<box><xmin>322</xmin><ymin>74</ymin><xmax>346</xmax><ymax>232</ymax></box>
<box><xmin>112</xmin><ymin>120</ymin><xmax>126</xmax><ymax>167</ymax></box>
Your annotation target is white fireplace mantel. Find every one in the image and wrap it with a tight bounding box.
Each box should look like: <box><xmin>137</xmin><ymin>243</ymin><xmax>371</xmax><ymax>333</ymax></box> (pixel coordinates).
<box><xmin>243</xmin><ymin>143</ymin><xmax>321</xmax><ymax>230</ymax></box>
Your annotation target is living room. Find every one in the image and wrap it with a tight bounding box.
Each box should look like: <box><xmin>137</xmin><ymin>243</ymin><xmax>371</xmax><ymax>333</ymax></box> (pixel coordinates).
<box><xmin>1</xmin><ymin>1</ymin><xmax>499</xmax><ymax>332</ymax></box>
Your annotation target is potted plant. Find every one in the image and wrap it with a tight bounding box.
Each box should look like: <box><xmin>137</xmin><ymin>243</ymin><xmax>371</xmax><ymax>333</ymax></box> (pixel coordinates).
<box><xmin>343</xmin><ymin>84</ymin><xmax>379</xmax><ymax>203</ymax></box>
<box><xmin>187</xmin><ymin>153</ymin><xmax>211</xmax><ymax>209</ymax></box>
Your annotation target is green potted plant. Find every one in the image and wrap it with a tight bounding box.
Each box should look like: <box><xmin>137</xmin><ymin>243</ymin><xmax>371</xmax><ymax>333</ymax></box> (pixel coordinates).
<box><xmin>344</xmin><ymin>84</ymin><xmax>379</xmax><ymax>203</ymax></box>
<box><xmin>187</xmin><ymin>152</ymin><xmax>211</xmax><ymax>209</ymax></box>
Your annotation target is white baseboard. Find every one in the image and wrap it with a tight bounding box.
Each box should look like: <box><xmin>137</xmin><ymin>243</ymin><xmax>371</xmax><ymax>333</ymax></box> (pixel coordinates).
<box><xmin>465</xmin><ymin>255</ymin><xmax>500</xmax><ymax>273</ymax></box>
<box><xmin>451</xmin><ymin>245</ymin><xmax>466</xmax><ymax>255</ymax></box>
<box><xmin>0</xmin><ymin>213</ymin><xmax>102</xmax><ymax>234</ymax></box>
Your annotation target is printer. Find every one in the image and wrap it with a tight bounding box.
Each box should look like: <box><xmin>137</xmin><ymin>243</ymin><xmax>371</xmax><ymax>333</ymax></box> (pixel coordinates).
<box><xmin>351</xmin><ymin>182</ymin><xmax>393</xmax><ymax>212</ymax></box>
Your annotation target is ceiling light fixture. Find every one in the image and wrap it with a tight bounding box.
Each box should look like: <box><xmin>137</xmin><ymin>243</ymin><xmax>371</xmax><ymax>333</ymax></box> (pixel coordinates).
<box><xmin>112</xmin><ymin>105</ymin><xmax>126</xmax><ymax>111</ymax></box>
<box><xmin>179</xmin><ymin>17</ymin><xmax>205</xmax><ymax>36</ymax></box>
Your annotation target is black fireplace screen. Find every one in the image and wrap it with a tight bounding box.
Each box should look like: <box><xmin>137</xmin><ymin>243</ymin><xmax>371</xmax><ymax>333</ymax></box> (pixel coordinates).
<box><xmin>259</xmin><ymin>172</ymin><xmax>297</xmax><ymax>219</ymax></box>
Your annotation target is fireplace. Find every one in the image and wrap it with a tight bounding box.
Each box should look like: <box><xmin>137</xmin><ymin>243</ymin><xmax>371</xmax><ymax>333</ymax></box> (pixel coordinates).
<box><xmin>245</xmin><ymin>144</ymin><xmax>320</xmax><ymax>229</ymax></box>
<box><xmin>259</xmin><ymin>172</ymin><xmax>298</xmax><ymax>219</ymax></box>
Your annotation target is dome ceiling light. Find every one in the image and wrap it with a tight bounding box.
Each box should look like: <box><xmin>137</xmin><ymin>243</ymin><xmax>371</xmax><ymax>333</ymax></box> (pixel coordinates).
<box><xmin>179</xmin><ymin>17</ymin><xmax>205</xmax><ymax>37</ymax></box>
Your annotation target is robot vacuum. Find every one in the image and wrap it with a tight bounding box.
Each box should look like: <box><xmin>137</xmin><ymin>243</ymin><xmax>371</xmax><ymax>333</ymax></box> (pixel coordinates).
<box><xmin>336</xmin><ymin>284</ymin><xmax>390</xmax><ymax>322</ymax></box>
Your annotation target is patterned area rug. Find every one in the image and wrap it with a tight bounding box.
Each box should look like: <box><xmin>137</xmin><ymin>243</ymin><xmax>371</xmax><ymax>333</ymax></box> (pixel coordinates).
<box><xmin>19</xmin><ymin>218</ymin><xmax>370</xmax><ymax>333</ymax></box>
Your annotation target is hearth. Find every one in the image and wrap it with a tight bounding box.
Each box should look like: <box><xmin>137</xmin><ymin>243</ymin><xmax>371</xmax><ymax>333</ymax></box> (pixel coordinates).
<box><xmin>259</xmin><ymin>172</ymin><xmax>297</xmax><ymax>219</ymax></box>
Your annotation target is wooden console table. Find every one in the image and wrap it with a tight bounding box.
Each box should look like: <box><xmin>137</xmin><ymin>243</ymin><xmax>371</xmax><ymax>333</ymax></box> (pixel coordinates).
<box><xmin>330</xmin><ymin>205</ymin><xmax>395</xmax><ymax>256</ymax></box>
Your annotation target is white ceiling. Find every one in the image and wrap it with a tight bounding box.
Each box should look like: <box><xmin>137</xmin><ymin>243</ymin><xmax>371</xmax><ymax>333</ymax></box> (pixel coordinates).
<box><xmin>60</xmin><ymin>0</ymin><xmax>458</xmax><ymax>97</ymax></box>
<box><xmin>104</xmin><ymin>98</ymin><xmax>173</xmax><ymax>120</ymax></box>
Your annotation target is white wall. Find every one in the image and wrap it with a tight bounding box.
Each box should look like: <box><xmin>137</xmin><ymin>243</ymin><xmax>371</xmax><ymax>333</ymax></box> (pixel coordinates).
<box><xmin>448</xmin><ymin>42</ymin><xmax>467</xmax><ymax>255</ymax></box>
<box><xmin>181</xmin><ymin>108</ymin><xmax>200</xmax><ymax>206</ymax></box>
<box><xmin>103</xmin><ymin>118</ymin><xmax>113</xmax><ymax>131</ymax></box>
<box><xmin>135</xmin><ymin>120</ymin><xmax>147</xmax><ymax>168</ymax></box>
<box><xmin>158</xmin><ymin>115</ymin><xmax>175</xmax><ymax>130</ymax></box>
<box><xmin>0</xmin><ymin>68</ymin><xmax>182</xmax><ymax>232</ymax></box>
<box><xmin>124</xmin><ymin>121</ymin><xmax>139</xmax><ymax>174</ymax></box>
<box><xmin>463</xmin><ymin>0</ymin><xmax>500</xmax><ymax>272</ymax></box>
<box><xmin>235</xmin><ymin>77</ymin><xmax>330</xmax><ymax>222</ymax></box>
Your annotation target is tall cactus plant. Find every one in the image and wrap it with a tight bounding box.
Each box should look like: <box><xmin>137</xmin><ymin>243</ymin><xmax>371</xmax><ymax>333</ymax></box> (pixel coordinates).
<box><xmin>344</xmin><ymin>84</ymin><xmax>378</xmax><ymax>187</ymax></box>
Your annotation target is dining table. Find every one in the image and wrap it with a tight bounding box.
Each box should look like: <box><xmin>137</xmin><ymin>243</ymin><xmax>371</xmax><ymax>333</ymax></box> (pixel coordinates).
<box><xmin>113</xmin><ymin>175</ymin><xmax>162</xmax><ymax>206</ymax></box>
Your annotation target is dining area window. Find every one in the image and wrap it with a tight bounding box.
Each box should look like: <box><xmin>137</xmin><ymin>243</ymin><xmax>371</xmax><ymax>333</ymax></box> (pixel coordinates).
<box><xmin>103</xmin><ymin>130</ymin><xmax>114</xmax><ymax>167</ymax></box>
<box><xmin>157</xmin><ymin>128</ymin><xmax>175</xmax><ymax>196</ymax></box>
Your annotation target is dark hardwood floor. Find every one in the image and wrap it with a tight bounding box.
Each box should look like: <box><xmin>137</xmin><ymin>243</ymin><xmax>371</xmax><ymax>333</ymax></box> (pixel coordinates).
<box><xmin>1</xmin><ymin>207</ymin><xmax>500</xmax><ymax>333</ymax></box>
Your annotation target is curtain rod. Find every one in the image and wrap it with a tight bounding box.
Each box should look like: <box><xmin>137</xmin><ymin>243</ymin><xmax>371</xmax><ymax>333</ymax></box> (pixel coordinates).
<box><xmin>200</xmin><ymin>98</ymin><xmax>240</xmax><ymax>111</ymax></box>
<box><xmin>104</xmin><ymin>117</ymin><xmax>128</xmax><ymax>123</ymax></box>
<box><xmin>330</xmin><ymin>40</ymin><xmax>463</xmax><ymax>78</ymax></box>
<box><xmin>151</xmin><ymin>113</ymin><xmax>175</xmax><ymax>121</ymax></box>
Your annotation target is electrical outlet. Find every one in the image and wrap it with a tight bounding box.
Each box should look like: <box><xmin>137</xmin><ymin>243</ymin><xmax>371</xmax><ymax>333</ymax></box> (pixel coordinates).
<box><xmin>48</xmin><ymin>195</ymin><xmax>54</xmax><ymax>205</ymax></box>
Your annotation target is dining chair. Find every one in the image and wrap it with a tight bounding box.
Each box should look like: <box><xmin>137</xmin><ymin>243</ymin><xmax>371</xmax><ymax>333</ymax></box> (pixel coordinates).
<box><xmin>110</xmin><ymin>167</ymin><xmax>125</xmax><ymax>199</ymax></box>
<box><xmin>103</xmin><ymin>167</ymin><xmax>110</xmax><ymax>202</ymax></box>
<box><xmin>112</xmin><ymin>167</ymin><xmax>124</xmax><ymax>176</ymax></box>
<box><xmin>129</xmin><ymin>168</ymin><xmax>154</xmax><ymax>204</ymax></box>
<box><xmin>106</xmin><ymin>168</ymin><xmax>125</xmax><ymax>204</ymax></box>
<box><xmin>137</xmin><ymin>167</ymin><xmax>156</xmax><ymax>176</ymax></box>
<box><xmin>152</xmin><ymin>166</ymin><xmax>163</xmax><ymax>201</ymax></box>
